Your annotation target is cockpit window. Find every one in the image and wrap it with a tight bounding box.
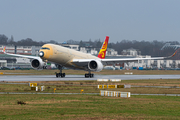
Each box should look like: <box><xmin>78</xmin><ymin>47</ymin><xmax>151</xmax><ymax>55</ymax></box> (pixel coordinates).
<box><xmin>41</xmin><ymin>47</ymin><xmax>50</xmax><ymax>50</ymax></box>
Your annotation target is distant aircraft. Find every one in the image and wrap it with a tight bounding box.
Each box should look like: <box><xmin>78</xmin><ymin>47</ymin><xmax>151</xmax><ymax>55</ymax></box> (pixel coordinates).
<box><xmin>3</xmin><ymin>36</ymin><xmax>177</xmax><ymax>78</ymax></box>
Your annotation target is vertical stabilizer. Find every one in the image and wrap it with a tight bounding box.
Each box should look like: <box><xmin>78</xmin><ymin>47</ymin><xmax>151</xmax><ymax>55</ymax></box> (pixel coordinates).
<box><xmin>3</xmin><ymin>46</ymin><xmax>6</xmax><ymax>53</ymax></box>
<box><xmin>97</xmin><ymin>36</ymin><xmax>109</xmax><ymax>59</ymax></box>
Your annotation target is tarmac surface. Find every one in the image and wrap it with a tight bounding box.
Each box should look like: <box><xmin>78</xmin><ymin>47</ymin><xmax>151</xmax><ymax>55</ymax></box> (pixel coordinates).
<box><xmin>1</xmin><ymin>74</ymin><xmax>180</xmax><ymax>81</ymax></box>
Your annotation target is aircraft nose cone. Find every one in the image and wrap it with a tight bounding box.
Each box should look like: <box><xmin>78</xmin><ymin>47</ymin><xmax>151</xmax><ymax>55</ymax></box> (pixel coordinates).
<box><xmin>39</xmin><ymin>51</ymin><xmax>44</xmax><ymax>57</ymax></box>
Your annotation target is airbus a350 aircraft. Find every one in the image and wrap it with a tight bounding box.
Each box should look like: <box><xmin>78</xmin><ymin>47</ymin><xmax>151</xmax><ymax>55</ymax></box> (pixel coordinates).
<box><xmin>3</xmin><ymin>36</ymin><xmax>177</xmax><ymax>78</ymax></box>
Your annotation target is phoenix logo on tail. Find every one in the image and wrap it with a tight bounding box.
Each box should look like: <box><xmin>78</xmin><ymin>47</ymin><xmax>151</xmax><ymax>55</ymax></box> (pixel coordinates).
<box><xmin>3</xmin><ymin>46</ymin><xmax>6</xmax><ymax>53</ymax></box>
<box><xmin>97</xmin><ymin>36</ymin><xmax>109</xmax><ymax>59</ymax></box>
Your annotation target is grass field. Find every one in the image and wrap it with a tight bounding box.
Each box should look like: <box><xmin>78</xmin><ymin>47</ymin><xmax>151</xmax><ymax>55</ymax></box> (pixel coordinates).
<box><xmin>1</xmin><ymin>70</ymin><xmax>180</xmax><ymax>119</ymax></box>
<box><xmin>0</xmin><ymin>80</ymin><xmax>180</xmax><ymax>119</ymax></box>
<box><xmin>0</xmin><ymin>94</ymin><xmax>180</xmax><ymax>119</ymax></box>
<box><xmin>1</xmin><ymin>79</ymin><xmax>180</xmax><ymax>94</ymax></box>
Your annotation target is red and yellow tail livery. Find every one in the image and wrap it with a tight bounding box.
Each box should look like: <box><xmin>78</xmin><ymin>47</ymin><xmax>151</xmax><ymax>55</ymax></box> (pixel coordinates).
<box><xmin>3</xmin><ymin>46</ymin><xmax>6</xmax><ymax>53</ymax></box>
<box><xmin>97</xmin><ymin>36</ymin><xmax>109</xmax><ymax>59</ymax></box>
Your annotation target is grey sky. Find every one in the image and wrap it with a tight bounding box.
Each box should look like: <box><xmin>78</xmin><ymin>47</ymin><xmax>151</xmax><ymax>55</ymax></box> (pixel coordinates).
<box><xmin>1</xmin><ymin>0</ymin><xmax>180</xmax><ymax>43</ymax></box>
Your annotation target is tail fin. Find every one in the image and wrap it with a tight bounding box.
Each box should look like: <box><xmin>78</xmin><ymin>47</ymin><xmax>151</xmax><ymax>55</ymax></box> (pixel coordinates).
<box><xmin>97</xmin><ymin>36</ymin><xmax>109</xmax><ymax>59</ymax></box>
<box><xmin>3</xmin><ymin>46</ymin><xmax>6</xmax><ymax>53</ymax></box>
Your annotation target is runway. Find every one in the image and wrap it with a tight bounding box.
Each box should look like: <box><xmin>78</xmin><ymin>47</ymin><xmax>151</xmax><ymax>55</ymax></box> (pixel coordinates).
<box><xmin>1</xmin><ymin>74</ymin><xmax>180</xmax><ymax>82</ymax></box>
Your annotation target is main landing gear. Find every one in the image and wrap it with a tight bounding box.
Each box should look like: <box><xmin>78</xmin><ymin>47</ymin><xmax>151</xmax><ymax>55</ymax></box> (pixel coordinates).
<box><xmin>56</xmin><ymin>73</ymin><xmax>65</xmax><ymax>78</ymax></box>
<box><xmin>56</xmin><ymin>65</ymin><xmax>66</xmax><ymax>78</ymax></box>
<box><xmin>85</xmin><ymin>71</ymin><xmax>94</xmax><ymax>78</ymax></box>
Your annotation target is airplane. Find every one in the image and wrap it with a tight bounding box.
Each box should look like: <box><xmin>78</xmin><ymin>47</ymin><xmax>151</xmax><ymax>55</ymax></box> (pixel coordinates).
<box><xmin>3</xmin><ymin>36</ymin><xmax>177</xmax><ymax>78</ymax></box>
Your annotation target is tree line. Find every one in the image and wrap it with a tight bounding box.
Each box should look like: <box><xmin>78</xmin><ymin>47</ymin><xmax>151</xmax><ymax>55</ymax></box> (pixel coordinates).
<box><xmin>0</xmin><ymin>34</ymin><xmax>58</xmax><ymax>46</ymax></box>
<box><xmin>0</xmin><ymin>34</ymin><xmax>179</xmax><ymax>58</ymax></box>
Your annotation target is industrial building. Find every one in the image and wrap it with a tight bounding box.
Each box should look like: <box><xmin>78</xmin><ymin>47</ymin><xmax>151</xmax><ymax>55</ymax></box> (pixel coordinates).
<box><xmin>0</xmin><ymin>60</ymin><xmax>7</xmax><ymax>67</ymax></box>
<box><xmin>0</xmin><ymin>45</ymin><xmax>41</xmax><ymax>55</ymax></box>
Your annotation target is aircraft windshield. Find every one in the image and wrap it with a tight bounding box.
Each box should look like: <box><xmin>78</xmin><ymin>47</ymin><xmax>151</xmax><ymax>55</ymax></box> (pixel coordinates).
<box><xmin>41</xmin><ymin>47</ymin><xmax>50</xmax><ymax>50</ymax></box>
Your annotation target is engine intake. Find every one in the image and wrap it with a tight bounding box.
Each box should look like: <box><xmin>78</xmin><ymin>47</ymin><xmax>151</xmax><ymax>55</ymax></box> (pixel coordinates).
<box><xmin>31</xmin><ymin>58</ymin><xmax>46</xmax><ymax>70</ymax></box>
<box><xmin>88</xmin><ymin>60</ymin><xmax>103</xmax><ymax>72</ymax></box>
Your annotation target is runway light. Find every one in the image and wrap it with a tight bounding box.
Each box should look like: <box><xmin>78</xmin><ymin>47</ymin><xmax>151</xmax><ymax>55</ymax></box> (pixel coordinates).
<box><xmin>54</xmin><ymin>88</ymin><xmax>56</xmax><ymax>93</ymax></box>
<box><xmin>81</xmin><ymin>89</ymin><xmax>84</xmax><ymax>94</ymax></box>
<box><xmin>110</xmin><ymin>79</ymin><xmax>121</xmax><ymax>82</ymax></box>
<box><xmin>97</xmin><ymin>79</ymin><xmax>109</xmax><ymax>82</ymax></box>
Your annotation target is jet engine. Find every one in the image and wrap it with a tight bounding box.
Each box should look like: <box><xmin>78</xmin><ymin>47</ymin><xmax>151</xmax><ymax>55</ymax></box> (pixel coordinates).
<box><xmin>88</xmin><ymin>60</ymin><xmax>103</xmax><ymax>72</ymax></box>
<box><xmin>31</xmin><ymin>58</ymin><xmax>46</xmax><ymax>70</ymax></box>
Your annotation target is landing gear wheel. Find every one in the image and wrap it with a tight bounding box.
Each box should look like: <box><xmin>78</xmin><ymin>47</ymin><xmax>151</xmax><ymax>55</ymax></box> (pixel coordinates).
<box><xmin>56</xmin><ymin>65</ymin><xmax>66</xmax><ymax>78</ymax></box>
<box><xmin>56</xmin><ymin>73</ymin><xmax>59</xmax><ymax>78</ymax></box>
<box><xmin>85</xmin><ymin>73</ymin><xmax>94</xmax><ymax>78</ymax></box>
<box><xmin>58</xmin><ymin>73</ymin><xmax>62</xmax><ymax>77</ymax></box>
<box><xmin>61</xmin><ymin>73</ymin><xmax>65</xmax><ymax>77</ymax></box>
<box><xmin>43</xmin><ymin>66</ymin><xmax>47</xmax><ymax>69</ymax></box>
<box><xmin>90</xmin><ymin>74</ymin><xmax>94</xmax><ymax>78</ymax></box>
<box><xmin>56</xmin><ymin>73</ymin><xmax>65</xmax><ymax>78</ymax></box>
<box><xmin>85</xmin><ymin>74</ymin><xmax>89</xmax><ymax>78</ymax></box>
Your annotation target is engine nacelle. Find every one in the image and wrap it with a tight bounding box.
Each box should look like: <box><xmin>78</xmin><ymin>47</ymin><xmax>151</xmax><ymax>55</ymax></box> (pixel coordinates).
<box><xmin>88</xmin><ymin>60</ymin><xmax>103</xmax><ymax>72</ymax></box>
<box><xmin>31</xmin><ymin>58</ymin><xmax>46</xmax><ymax>70</ymax></box>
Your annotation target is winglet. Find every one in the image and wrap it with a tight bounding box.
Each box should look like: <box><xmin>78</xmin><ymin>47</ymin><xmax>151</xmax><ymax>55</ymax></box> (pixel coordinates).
<box><xmin>3</xmin><ymin>46</ymin><xmax>6</xmax><ymax>53</ymax></box>
<box><xmin>166</xmin><ymin>49</ymin><xmax>178</xmax><ymax>58</ymax></box>
<box><xmin>97</xmin><ymin>36</ymin><xmax>109</xmax><ymax>59</ymax></box>
<box><xmin>169</xmin><ymin>50</ymin><xmax>177</xmax><ymax>58</ymax></box>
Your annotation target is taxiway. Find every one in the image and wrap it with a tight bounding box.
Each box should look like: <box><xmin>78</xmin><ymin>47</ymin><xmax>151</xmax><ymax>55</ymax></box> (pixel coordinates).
<box><xmin>1</xmin><ymin>74</ymin><xmax>180</xmax><ymax>81</ymax></box>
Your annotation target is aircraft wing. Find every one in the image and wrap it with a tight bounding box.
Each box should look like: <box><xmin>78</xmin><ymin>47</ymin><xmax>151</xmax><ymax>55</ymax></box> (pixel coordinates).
<box><xmin>3</xmin><ymin>46</ymin><xmax>40</xmax><ymax>59</ymax></box>
<box><xmin>72</xmin><ymin>57</ymin><xmax>164</xmax><ymax>66</ymax></box>
<box><xmin>72</xmin><ymin>50</ymin><xmax>177</xmax><ymax>66</ymax></box>
<box><xmin>101</xmin><ymin>57</ymin><xmax>165</xmax><ymax>65</ymax></box>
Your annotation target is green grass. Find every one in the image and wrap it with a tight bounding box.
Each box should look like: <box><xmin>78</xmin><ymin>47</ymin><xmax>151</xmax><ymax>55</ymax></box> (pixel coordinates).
<box><xmin>0</xmin><ymin>84</ymin><xmax>99</xmax><ymax>93</ymax></box>
<box><xmin>0</xmin><ymin>94</ymin><xmax>180</xmax><ymax>119</ymax></box>
<box><xmin>1</xmin><ymin>78</ymin><xmax>180</xmax><ymax>119</ymax></box>
<box><xmin>1</xmin><ymin>79</ymin><xmax>180</xmax><ymax>94</ymax></box>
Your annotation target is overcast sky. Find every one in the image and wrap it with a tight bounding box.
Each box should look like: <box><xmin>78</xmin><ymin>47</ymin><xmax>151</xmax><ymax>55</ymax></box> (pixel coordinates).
<box><xmin>1</xmin><ymin>0</ymin><xmax>180</xmax><ymax>43</ymax></box>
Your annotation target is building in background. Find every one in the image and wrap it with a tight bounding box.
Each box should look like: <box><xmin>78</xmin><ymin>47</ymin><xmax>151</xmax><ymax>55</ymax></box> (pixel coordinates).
<box><xmin>0</xmin><ymin>60</ymin><xmax>7</xmax><ymax>67</ymax></box>
<box><xmin>106</xmin><ymin>48</ymin><xmax>118</xmax><ymax>56</ymax></box>
<box><xmin>121</xmin><ymin>48</ymin><xmax>141</xmax><ymax>56</ymax></box>
<box><xmin>0</xmin><ymin>44</ymin><xmax>180</xmax><ymax>70</ymax></box>
<box><xmin>0</xmin><ymin>45</ymin><xmax>41</xmax><ymax>55</ymax></box>
<box><xmin>59</xmin><ymin>44</ymin><xmax>79</xmax><ymax>51</ymax></box>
